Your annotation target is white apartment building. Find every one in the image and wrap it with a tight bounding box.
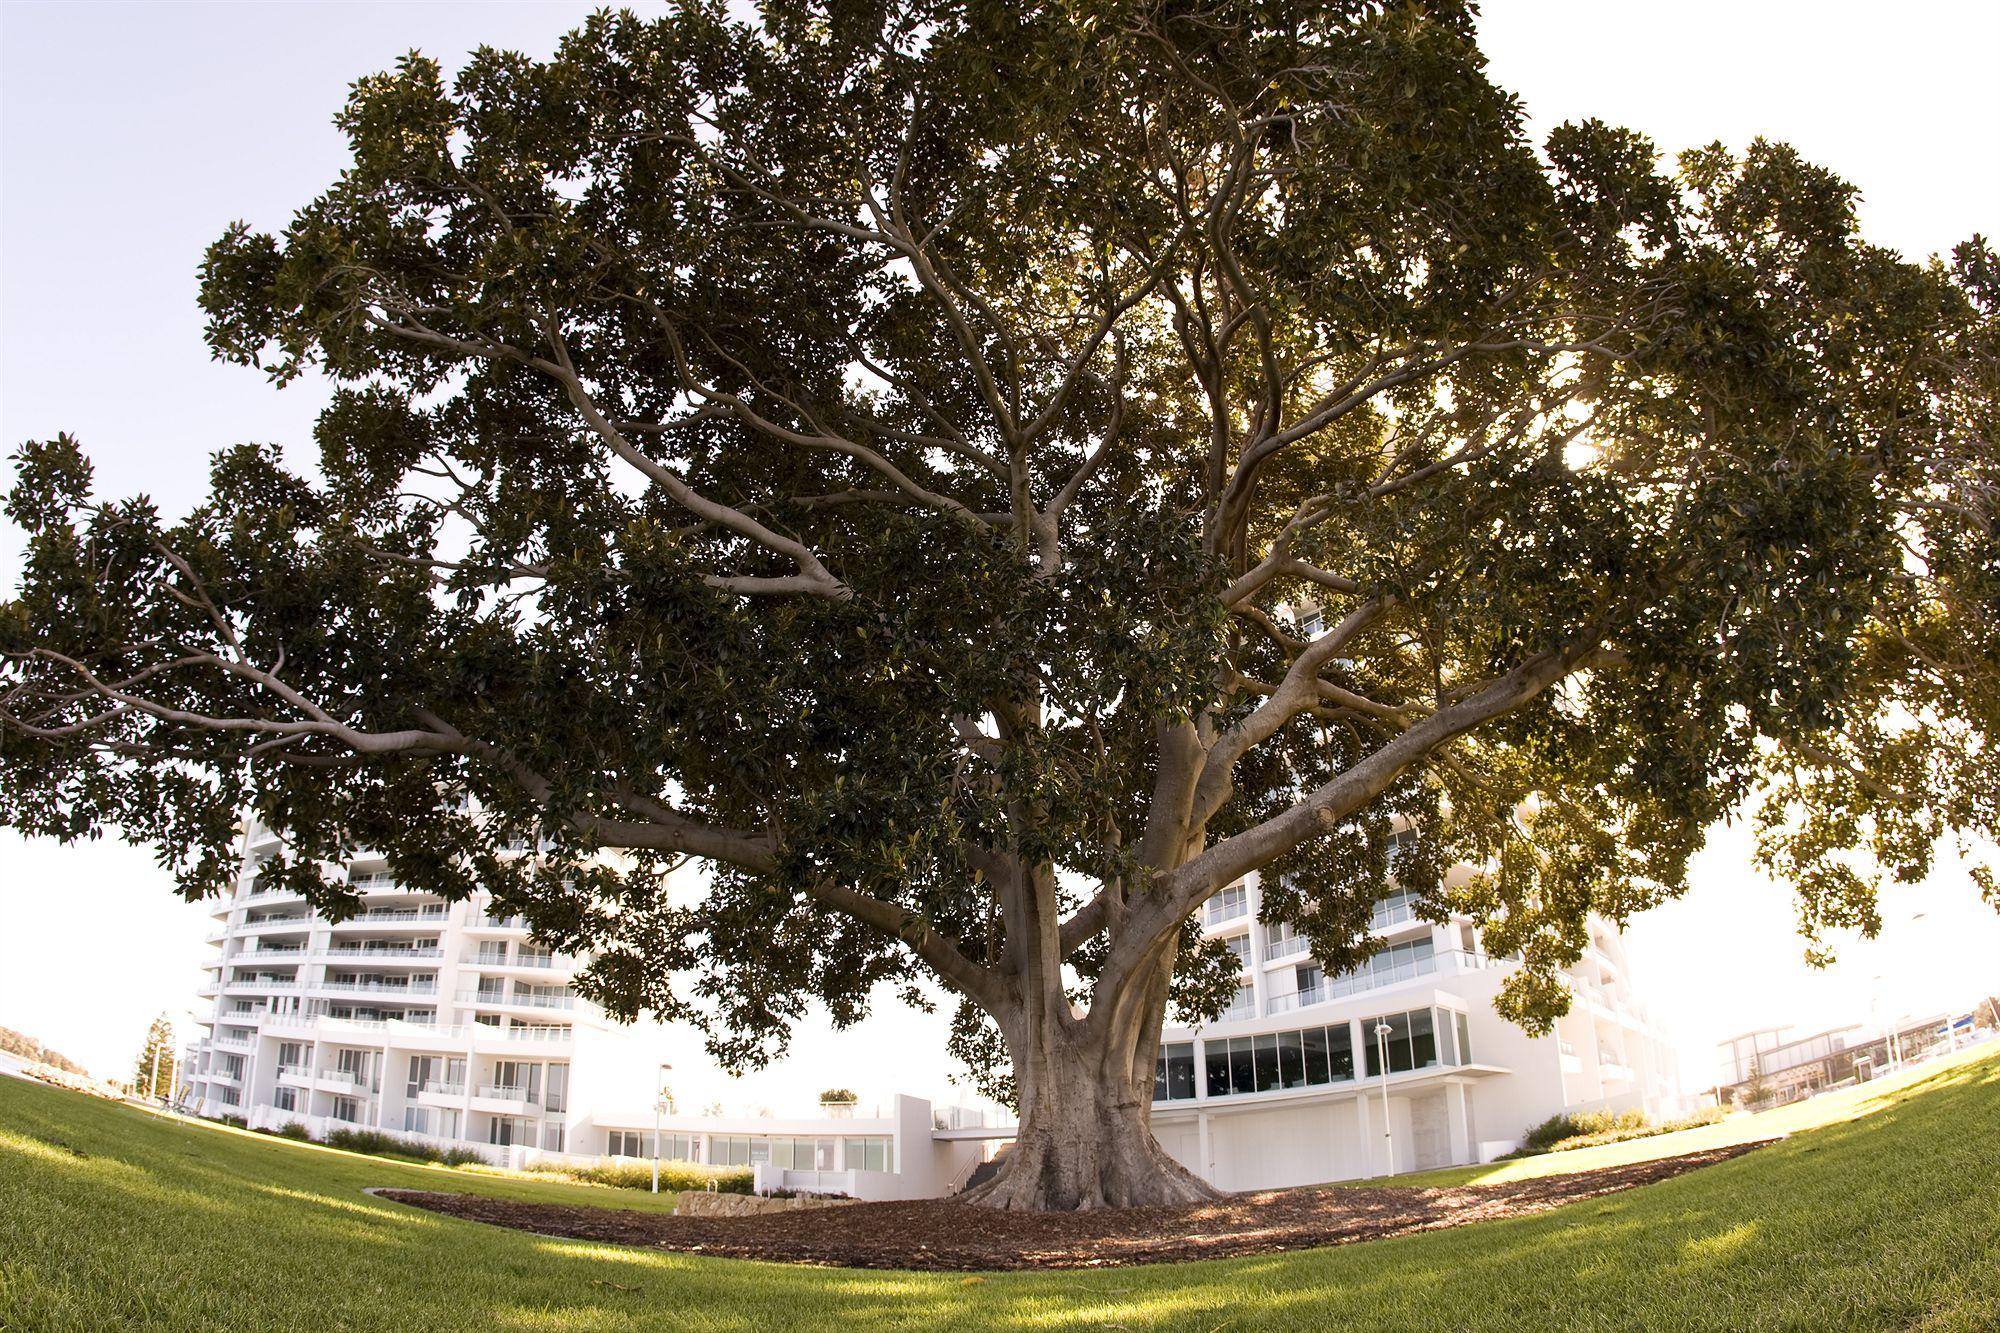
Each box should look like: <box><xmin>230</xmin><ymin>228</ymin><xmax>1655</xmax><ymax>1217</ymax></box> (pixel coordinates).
<box><xmin>183</xmin><ymin>817</ymin><xmax>667</xmax><ymax>1159</ymax></box>
<box><xmin>1148</xmin><ymin>844</ymin><xmax>1684</xmax><ymax>1191</ymax></box>
<box><xmin>181</xmin><ymin>816</ymin><xmax>993</xmax><ymax>1196</ymax></box>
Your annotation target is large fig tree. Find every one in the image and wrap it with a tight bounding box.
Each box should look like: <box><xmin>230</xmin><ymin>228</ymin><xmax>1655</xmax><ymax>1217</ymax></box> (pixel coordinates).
<box><xmin>3</xmin><ymin>1</ymin><xmax>1995</xmax><ymax>1209</ymax></box>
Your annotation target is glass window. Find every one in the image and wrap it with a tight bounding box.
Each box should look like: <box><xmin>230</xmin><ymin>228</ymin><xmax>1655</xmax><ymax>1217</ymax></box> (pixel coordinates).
<box><xmin>1363</xmin><ymin>1011</ymin><xmax>1417</xmax><ymax>1076</ymax></box>
<box><xmin>1253</xmin><ymin>1033</ymin><xmax>1281</xmax><ymax>1091</ymax></box>
<box><xmin>1456</xmin><ymin>1012</ymin><xmax>1472</xmax><ymax>1066</ymax></box>
<box><xmin>1205</xmin><ymin>1043</ymin><xmax>1232</xmax><ymax>1098</ymax></box>
<box><xmin>1301</xmin><ymin>1027</ymin><xmax>1331</xmax><ymax>1085</ymax></box>
<box><xmin>1277</xmin><ymin>1030</ymin><xmax>1306</xmax><ymax>1089</ymax></box>
<box><xmin>1223</xmin><ymin>933</ymin><xmax>1252</xmax><ymax>967</ymax></box>
<box><xmin>1228</xmin><ymin>1037</ymin><xmax>1255</xmax><ymax>1096</ymax></box>
<box><xmin>1160</xmin><ymin>1040</ymin><xmax>1184</xmax><ymax>1096</ymax></box>
<box><xmin>1329</xmin><ymin>1023</ymin><xmax>1355</xmax><ymax>1080</ymax></box>
<box><xmin>1409</xmin><ymin>1008</ymin><xmax>1437</xmax><ymax>1069</ymax></box>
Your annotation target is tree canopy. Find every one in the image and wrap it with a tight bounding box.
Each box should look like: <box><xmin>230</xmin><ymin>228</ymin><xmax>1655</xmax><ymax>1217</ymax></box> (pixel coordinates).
<box><xmin>3</xmin><ymin>1</ymin><xmax>1995</xmax><ymax>1207</ymax></box>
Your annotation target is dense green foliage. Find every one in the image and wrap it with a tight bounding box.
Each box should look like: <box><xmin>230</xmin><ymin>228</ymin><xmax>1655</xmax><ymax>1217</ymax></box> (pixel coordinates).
<box><xmin>1</xmin><ymin>0</ymin><xmax>1994</xmax><ymax>1202</ymax></box>
<box><xmin>4</xmin><ymin>1046</ymin><xmax>1998</xmax><ymax>1329</ymax></box>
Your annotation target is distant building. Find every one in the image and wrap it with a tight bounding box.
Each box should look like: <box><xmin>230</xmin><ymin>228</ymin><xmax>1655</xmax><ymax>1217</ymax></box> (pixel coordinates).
<box><xmin>1716</xmin><ymin>1012</ymin><xmax>1987</xmax><ymax>1108</ymax></box>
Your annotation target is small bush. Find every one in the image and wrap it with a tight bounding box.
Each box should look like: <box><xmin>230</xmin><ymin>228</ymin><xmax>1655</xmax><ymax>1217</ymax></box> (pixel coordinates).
<box><xmin>322</xmin><ymin>1127</ymin><xmax>459</xmax><ymax>1163</ymax></box>
<box><xmin>526</xmin><ymin>1158</ymin><xmax>753</xmax><ymax>1194</ymax></box>
<box><xmin>438</xmin><ymin>1146</ymin><xmax>485</xmax><ymax>1167</ymax></box>
<box><xmin>275</xmin><ymin>1121</ymin><xmax>315</xmax><ymax>1142</ymax></box>
<box><xmin>1511</xmin><ymin>1105</ymin><xmax>1729</xmax><ymax>1158</ymax></box>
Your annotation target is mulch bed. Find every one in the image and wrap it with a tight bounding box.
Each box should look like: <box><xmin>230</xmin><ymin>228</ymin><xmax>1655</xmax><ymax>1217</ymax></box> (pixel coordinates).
<box><xmin>376</xmin><ymin>1139</ymin><xmax>1771</xmax><ymax>1271</ymax></box>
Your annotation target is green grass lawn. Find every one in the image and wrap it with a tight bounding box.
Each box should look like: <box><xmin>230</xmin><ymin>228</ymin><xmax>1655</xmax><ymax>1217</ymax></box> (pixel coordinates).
<box><xmin>3</xmin><ymin>1046</ymin><xmax>1997</xmax><ymax>1331</ymax></box>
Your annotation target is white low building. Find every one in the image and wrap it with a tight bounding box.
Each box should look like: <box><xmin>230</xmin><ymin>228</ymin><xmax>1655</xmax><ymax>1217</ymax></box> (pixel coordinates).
<box><xmin>1147</xmin><ymin>864</ymin><xmax>1683</xmax><ymax>1189</ymax></box>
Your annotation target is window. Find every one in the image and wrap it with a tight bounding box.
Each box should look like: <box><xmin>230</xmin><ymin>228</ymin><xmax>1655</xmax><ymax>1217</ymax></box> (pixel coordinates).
<box><xmin>272</xmin><ymin>1086</ymin><xmax>297</xmax><ymax>1112</ymax></box>
<box><xmin>1295</xmin><ymin>963</ymin><xmax>1324</xmax><ymax>998</ymax></box>
<box><xmin>1362</xmin><ymin>1007</ymin><xmax>1446</xmax><ymax>1077</ymax></box>
<box><xmin>607</xmin><ymin>1129</ymin><xmax>646</xmax><ymax>1158</ymax></box>
<box><xmin>1299</xmin><ymin>608</ymin><xmax>1325</xmax><ymax>637</ymax></box>
<box><xmin>542</xmin><ymin>1123</ymin><xmax>565</xmax><ymax>1152</ymax></box>
<box><xmin>1205</xmin><ymin>883</ymin><xmax>1249</xmax><ymax>925</ymax></box>
<box><xmin>1222</xmin><ymin>933</ymin><xmax>1251</xmax><ymax>969</ymax></box>
<box><xmin>545</xmin><ymin>1063</ymin><xmax>568</xmax><ymax>1113</ymax></box>
<box><xmin>1253</xmin><ymin>1033</ymin><xmax>1281</xmax><ymax>1091</ymax></box>
<box><xmin>1223</xmin><ymin>982</ymin><xmax>1255</xmax><ymax>1020</ymax></box>
<box><xmin>403</xmin><ymin>1107</ymin><xmax>432</xmax><ymax>1135</ymax></box>
<box><xmin>1196</xmin><ymin>1024</ymin><xmax>1355</xmax><ymax>1098</ymax></box>
<box><xmin>842</xmin><ymin>1137</ymin><xmax>893</xmax><ymax>1173</ymax></box>
<box><xmin>1455</xmin><ymin>1011</ymin><xmax>1472</xmax><ymax>1066</ymax></box>
<box><xmin>1153</xmin><ymin>1042</ymin><xmax>1197</xmax><ymax>1101</ymax></box>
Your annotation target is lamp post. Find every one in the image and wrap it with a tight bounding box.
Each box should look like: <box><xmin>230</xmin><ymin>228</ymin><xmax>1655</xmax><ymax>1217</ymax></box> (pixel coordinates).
<box><xmin>1374</xmin><ymin>1022</ymin><xmax>1395</xmax><ymax>1178</ymax></box>
<box><xmin>650</xmin><ymin>1063</ymin><xmax>674</xmax><ymax>1194</ymax></box>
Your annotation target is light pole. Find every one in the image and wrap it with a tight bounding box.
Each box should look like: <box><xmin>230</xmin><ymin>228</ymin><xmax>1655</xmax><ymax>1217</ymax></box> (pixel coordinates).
<box><xmin>650</xmin><ymin>1063</ymin><xmax>674</xmax><ymax>1194</ymax></box>
<box><xmin>1374</xmin><ymin>1022</ymin><xmax>1395</xmax><ymax>1178</ymax></box>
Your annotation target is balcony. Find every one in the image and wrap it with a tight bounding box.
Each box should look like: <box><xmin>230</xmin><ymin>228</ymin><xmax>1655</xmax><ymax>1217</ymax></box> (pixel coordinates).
<box><xmin>213</xmin><ymin>1035</ymin><xmax>253</xmax><ymax>1050</ymax></box>
<box><xmin>420</xmin><ymin>1080</ymin><xmax>466</xmax><ymax>1098</ymax></box>
<box><xmin>336</xmin><ymin>906</ymin><xmax>450</xmax><ymax>925</ymax></box>
<box><xmin>457</xmin><ymin>989</ymin><xmax>573</xmax><ymax>1010</ymax></box>
<box><xmin>468</xmin><ymin>912</ymin><xmax>529</xmax><ymax>930</ymax></box>
<box><xmin>476</xmin><ymin>1083</ymin><xmax>536</xmax><ymax>1103</ymax></box>
<box><xmin>317</xmin><ymin>981</ymin><xmax>438</xmax><ymax>997</ymax></box>
<box><xmin>500</xmin><ymin>1027</ymin><xmax>572</xmax><ymax>1044</ymax></box>
<box><xmin>1263</xmin><ymin>932</ymin><xmax>1309</xmax><ymax>961</ymax></box>
<box><xmin>316</xmin><ymin>1069</ymin><xmax>365</xmax><ymax>1089</ymax></box>
<box><xmin>462</xmin><ymin>951</ymin><xmax>558</xmax><ymax>969</ymax></box>
<box><xmin>1266</xmin><ymin>984</ymin><xmax>1327</xmax><ymax>1015</ymax></box>
<box><xmin>316</xmin><ymin>946</ymin><xmax>444</xmax><ymax>963</ymax></box>
<box><xmin>226</xmin><ymin>977</ymin><xmax>299</xmax><ymax>992</ymax></box>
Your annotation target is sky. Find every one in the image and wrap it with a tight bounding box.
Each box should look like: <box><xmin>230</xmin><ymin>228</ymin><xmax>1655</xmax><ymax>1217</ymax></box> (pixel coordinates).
<box><xmin>1</xmin><ymin>1</ymin><xmax>1997</xmax><ymax>1100</ymax></box>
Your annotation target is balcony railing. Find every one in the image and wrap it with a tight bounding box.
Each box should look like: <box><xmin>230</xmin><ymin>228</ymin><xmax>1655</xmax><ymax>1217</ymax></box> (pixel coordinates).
<box><xmin>275</xmin><ymin>1063</ymin><xmax>309</xmax><ymax>1079</ymax></box>
<box><xmin>228</xmin><ymin>978</ymin><xmax>299</xmax><ymax>990</ymax></box>
<box><xmin>458</xmin><ymin>989</ymin><xmax>572</xmax><ymax>1009</ymax></box>
<box><xmin>477</xmin><ymin>1083</ymin><xmax>537</xmax><ymax>1103</ymax></box>
<box><xmin>340</xmin><ymin>906</ymin><xmax>450</xmax><ymax>924</ymax></box>
<box><xmin>318</xmin><ymin>981</ymin><xmax>438</xmax><ymax>996</ymax></box>
<box><xmin>464</xmin><ymin>951</ymin><xmax>557</xmax><ymax>968</ymax></box>
<box><xmin>318</xmin><ymin>1069</ymin><xmax>364</xmax><ymax>1087</ymax></box>
<box><xmin>1265</xmin><ymin>984</ymin><xmax>1327</xmax><ymax>1014</ymax></box>
<box><xmin>1369</xmin><ymin>897</ymin><xmax>1421</xmax><ymax>931</ymax></box>
<box><xmin>470</xmin><ymin>912</ymin><xmax>528</xmax><ymax>929</ymax></box>
<box><xmin>421</xmin><ymin>1080</ymin><xmax>466</xmax><ymax>1097</ymax></box>
<box><xmin>318</xmin><ymin>946</ymin><xmax>444</xmax><ymax>961</ymax></box>
<box><xmin>1263</xmin><ymin>932</ymin><xmax>1309</xmax><ymax>961</ymax></box>
<box><xmin>502</xmin><ymin>1028</ymin><xmax>572</xmax><ymax>1043</ymax></box>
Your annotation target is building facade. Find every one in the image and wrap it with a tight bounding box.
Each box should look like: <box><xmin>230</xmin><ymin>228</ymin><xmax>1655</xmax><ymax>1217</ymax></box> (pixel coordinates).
<box><xmin>182</xmin><ymin>817</ymin><xmax>669</xmax><ymax>1159</ymax></box>
<box><xmin>1148</xmin><ymin>856</ymin><xmax>1684</xmax><ymax>1190</ymax></box>
<box><xmin>181</xmin><ymin>816</ymin><xmax>994</xmax><ymax>1197</ymax></box>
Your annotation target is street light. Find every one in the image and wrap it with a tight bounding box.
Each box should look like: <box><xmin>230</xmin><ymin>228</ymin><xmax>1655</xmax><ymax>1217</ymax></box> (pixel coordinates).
<box><xmin>651</xmin><ymin>1063</ymin><xmax>674</xmax><ymax>1194</ymax></box>
<box><xmin>1374</xmin><ymin>1022</ymin><xmax>1395</xmax><ymax>1178</ymax></box>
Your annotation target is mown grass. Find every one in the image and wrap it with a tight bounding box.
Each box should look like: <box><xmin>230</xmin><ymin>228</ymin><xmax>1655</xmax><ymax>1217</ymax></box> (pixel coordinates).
<box><xmin>3</xmin><ymin>1045</ymin><xmax>1997</xmax><ymax>1331</ymax></box>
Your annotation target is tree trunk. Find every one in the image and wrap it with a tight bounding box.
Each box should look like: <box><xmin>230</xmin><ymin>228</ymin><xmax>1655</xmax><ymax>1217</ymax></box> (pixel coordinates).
<box><xmin>957</xmin><ymin>1015</ymin><xmax>1221</xmax><ymax>1211</ymax></box>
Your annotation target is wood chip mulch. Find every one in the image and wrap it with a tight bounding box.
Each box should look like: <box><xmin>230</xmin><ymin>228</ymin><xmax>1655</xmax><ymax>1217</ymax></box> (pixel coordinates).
<box><xmin>374</xmin><ymin>1140</ymin><xmax>1770</xmax><ymax>1271</ymax></box>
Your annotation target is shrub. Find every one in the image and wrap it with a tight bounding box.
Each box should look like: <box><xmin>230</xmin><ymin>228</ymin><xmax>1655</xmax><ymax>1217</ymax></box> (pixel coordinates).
<box><xmin>1511</xmin><ymin>1105</ymin><xmax>1729</xmax><ymax>1158</ymax></box>
<box><xmin>439</xmin><ymin>1146</ymin><xmax>486</xmax><ymax>1167</ymax></box>
<box><xmin>275</xmin><ymin>1121</ymin><xmax>315</xmax><ymax>1142</ymax></box>
<box><xmin>526</xmin><ymin>1158</ymin><xmax>753</xmax><ymax>1194</ymax></box>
